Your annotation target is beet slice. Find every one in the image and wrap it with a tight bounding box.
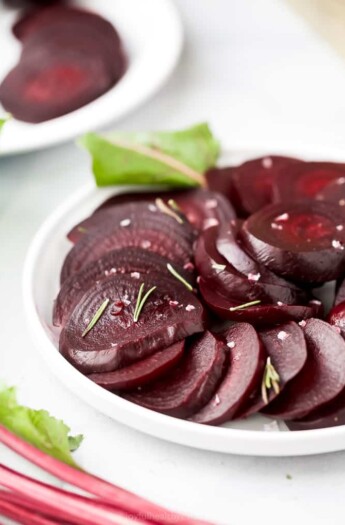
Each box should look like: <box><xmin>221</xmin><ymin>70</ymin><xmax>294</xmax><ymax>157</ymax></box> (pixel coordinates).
<box><xmin>240</xmin><ymin>201</ymin><xmax>345</xmax><ymax>283</ymax></box>
<box><xmin>274</xmin><ymin>162</ymin><xmax>345</xmax><ymax>203</ymax></box>
<box><xmin>287</xmin><ymin>388</ymin><xmax>345</xmax><ymax>430</ymax></box>
<box><xmin>230</xmin><ymin>156</ymin><xmax>302</xmax><ymax>216</ymax></box>
<box><xmin>327</xmin><ymin>302</ymin><xmax>345</xmax><ymax>339</ymax></box>
<box><xmin>88</xmin><ymin>341</ymin><xmax>185</xmax><ymax>391</ymax></box>
<box><xmin>236</xmin><ymin>322</ymin><xmax>307</xmax><ymax>418</ymax></box>
<box><xmin>0</xmin><ymin>51</ymin><xmax>116</xmax><ymax>123</ymax></box>
<box><xmin>335</xmin><ymin>279</ymin><xmax>345</xmax><ymax>306</ymax></box>
<box><xmin>316</xmin><ymin>176</ymin><xmax>345</xmax><ymax>213</ymax></box>
<box><xmin>61</xmin><ymin>203</ymin><xmax>195</xmax><ymax>283</ymax></box>
<box><xmin>68</xmin><ymin>189</ymin><xmax>234</xmax><ymax>243</ymax></box>
<box><xmin>190</xmin><ymin>324</ymin><xmax>264</xmax><ymax>425</ymax></box>
<box><xmin>198</xmin><ymin>278</ymin><xmax>321</xmax><ymax>327</ymax></box>
<box><xmin>263</xmin><ymin>319</ymin><xmax>345</xmax><ymax>420</ymax></box>
<box><xmin>205</xmin><ymin>167</ymin><xmax>236</xmax><ymax>204</ymax></box>
<box><xmin>123</xmin><ymin>332</ymin><xmax>226</xmax><ymax>418</ymax></box>
<box><xmin>195</xmin><ymin>227</ymin><xmax>309</xmax><ymax>306</ymax></box>
<box><xmin>59</xmin><ymin>273</ymin><xmax>204</xmax><ymax>374</ymax></box>
<box><xmin>54</xmin><ymin>247</ymin><xmax>194</xmax><ymax>327</ymax></box>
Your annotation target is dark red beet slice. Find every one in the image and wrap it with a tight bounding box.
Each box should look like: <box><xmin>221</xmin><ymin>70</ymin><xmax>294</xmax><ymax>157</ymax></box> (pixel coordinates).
<box><xmin>327</xmin><ymin>302</ymin><xmax>345</xmax><ymax>339</ymax></box>
<box><xmin>264</xmin><ymin>319</ymin><xmax>345</xmax><ymax>420</ymax></box>
<box><xmin>335</xmin><ymin>279</ymin><xmax>345</xmax><ymax>306</ymax></box>
<box><xmin>230</xmin><ymin>156</ymin><xmax>302</xmax><ymax>216</ymax></box>
<box><xmin>88</xmin><ymin>341</ymin><xmax>185</xmax><ymax>391</ymax></box>
<box><xmin>68</xmin><ymin>189</ymin><xmax>234</xmax><ymax>243</ymax></box>
<box><xmin>274</xmin><ymin>162</ymin><xmax>345</xmax><ymax>203</ymax></box>
<box><xmin>205</xmin><ymin>167</ymin><xmax>236</xmax><ymax>205</ymax></box>
<box><xmin>190</xmin><ymin>324</ymin><xmax>264</xmax><ymax>425</ymax></box>
<box><xmin>123</xmin><ymin>332</ymin><xmax>226</xmax><ymax>418</ymax></box>
<box><xmin>287</xmin><ymin>388</ymin><xmax>345</xmax><ymax>430</ymax></box>
<box><xmin>61</xmin><ymin>203</ymin><xmax>195</xmax><ymax>283</ymax></box>
<box><xmin>198</xmin><ymin>278</ymin><xmax>321</xmax><ymax>327</ymax></box>
<box><xmin>240</xmin><ymin>201</ymin><xmax>345</xmax><ymax>283</ymax></box>
<box><xmin>236</xmin><ymin>322</ymin><xmax>307</xmax><ymax>418</ymax></box>
<box><xmin>195</xmin><ymin>227</ymin><xmax>309</xmax><ymax>306</ymax></box>
<box><xmin>54</xmin><ymin>247</ymin><xmax>194</xmax><ymax>327</ymax></box>
<box><xmin>316</xmin><ymin>176</ymin><xmax>345</xmax><ymax>214</ymax></box>
<box><xmin>0</xmin><ymin>51</ymin><xmax>115</xmax><ymax>123</ymax></box>
<box><xmin>60</xmin><ymin>273</ymin><xmax>204</xmax><ymax>374</ymax></box>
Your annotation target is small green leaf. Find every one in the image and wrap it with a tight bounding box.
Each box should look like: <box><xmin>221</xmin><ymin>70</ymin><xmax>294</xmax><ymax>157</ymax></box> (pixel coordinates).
<box><xmin>82</xmin><ymin>298</ymin><xmax>110</xmax><ymax>337</ymax></box>
<box><xmin>167</xmin><ymin>263</ymin><xmax>193</xmax><ymax>292</ymax></box>
<box><xmin>80</xmin><ymin>123</ymin><xmax>220</xmax><ymax>188</ymax></box>
<box><xmin>0</xmin><ymin>386</ymin><xmax>83</xmax><ymax>468</ymax></box>
<box><xmin>0</xmin><ymin>114</ymin><xmax>11</xmax><ymax>134</ymax></box>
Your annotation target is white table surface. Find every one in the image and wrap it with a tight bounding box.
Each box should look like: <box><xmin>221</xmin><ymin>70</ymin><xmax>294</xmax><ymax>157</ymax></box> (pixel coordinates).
<box><xmin>2</xmin><ymin>1</ymin><xmax>345</xmax><ymax>524</ymax></box>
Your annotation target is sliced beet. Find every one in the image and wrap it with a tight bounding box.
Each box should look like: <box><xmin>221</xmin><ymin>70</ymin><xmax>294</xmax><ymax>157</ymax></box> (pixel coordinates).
<box><xmin>240</xmin><ymin>201</ymin><xmax>345</xmax><ymax>283</ymax></box>
<box><xmin>205</xmin><ymin>167</ymin><xmax>236</xmax><ymax>204</ymax></box>
<box><xmin>88</xmin><ymin>341</ymin><xmax>185</xmax><ymax>391</ymax></box>
<box><xmin>198</xmin><ymin>278</ymin><xmax>321</xmax><ymax>327</ymax></box>
<box><xmin>287</xmin><ymin>388</ymin><xmax>345</xmax><ymax>430</ymax></box>
<box><xmin>61</xmin><ymin>203</ymin><xmax>195</xmax><ymax>283</ymax></box>
<box><xmin>195</xmin><ymin>227</ymin><xmax>309</xmax><ymax>306</ymax></box>
<box><xmin>316</xmin><ymin>176</ymin><xmax>345</xmax><ymax>213</ymax></box>
<box><xmin>54</xmin><ymin>248</ymin><xmax>194</xmax><ymax>327</ymax></box>
<box><xmin>123</xmin><ymin>331</ymin><xmax>226</xmax><ymax>418</ymax></box>
<box><xmin>230</xmin><ymin>156</ymin><xmax>302</xmax><ymax>216</ymax></box>
<box><xmin>59</xmin><ymin>273</ymin><xmax>204</xmax><ymax>374</ymax></box>
<box><xmin>190</xmin><ymin>324</ymin><xmax>264</xmax><ymax>425</ymax></box>
<box><xmin>274</xmin><ymin>162</ymin><xmax>345</xmax><ymax>203</ymax></box>
<box><xmin>68</xmin><ymin>189</ymin><xmax>234</xmax><ymax>243</ymax></box>
<box><xmin>327</xmin><ymin>301</ymin><xmax>345</xmax><ymax>339</ymax></box>
<box><xmin>236</xmin><ymin>322</ymin><xmax>307</xmax><ymax>418</ymax></box>
<box><xmin>264</xmin><ymin>319</ymin><xmax>345</xmax><ymax>420</ymax></box>
<box><xmin>0</xmin><ymin>51</ymin><xmax>116</xmax><ymax>123</ymax></box>
<box><xmin>335</xmin><ymin>279</ymin><xmax>345</xmax><ymax>306</ymax></box>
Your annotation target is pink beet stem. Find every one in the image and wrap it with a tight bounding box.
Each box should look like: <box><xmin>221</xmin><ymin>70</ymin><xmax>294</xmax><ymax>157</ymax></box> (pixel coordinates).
<box><xmin>0</xmin><ymin>425</ymin><xmax>212</xmax><ymax>525</ymax></box>
<box><xmin>0</xmin><ymin>497</ymin><xmax>58</xmax><ymax>525</ymax></box>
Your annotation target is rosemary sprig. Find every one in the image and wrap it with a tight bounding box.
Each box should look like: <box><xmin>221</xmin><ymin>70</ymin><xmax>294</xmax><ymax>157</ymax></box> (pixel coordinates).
<box><xmin>167</xmin><ymin>199</ymin><xmax>181</xmax><ymax>211</ymax></box>
<box><xmin>167</xmin><ymin>263</ymin><xmax>193</xmax><ymax>291</ymax></box>
<box><xmin>229</xmin><ymin>300</ymin><xmax>261</xmax><ymax>312</ymax></box>
<box><xmin>261</xmin><ymin>357</ymin><xmax>280</xmax><ymax>404</ymax></box>
<box><xmin>155</xmin><ymin>198</ymin><xmax>183</xmax><ymax>224</ymax></box>
<box><xmin>133</xmin><ymin>284</ymin><xmax>157</xmax><ymax>322</ymax></box>
<box><xmin>82</xmin><ymin>298</ymin><xmax>110</xmax><ymax>337</ymax></box>
<box><xmin>212</xmin><ymin>263</ymin><xmax>226</xmax><ymax>271</ymax></box>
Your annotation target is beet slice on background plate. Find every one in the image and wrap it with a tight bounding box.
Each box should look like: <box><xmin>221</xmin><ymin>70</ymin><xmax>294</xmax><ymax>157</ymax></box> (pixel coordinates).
<box><xmin>287</xmin><ymin>388</ymin><xmax>345</xmax><ymax>431</ymax></box>
<box><xmin>54</xmin><ymin>247</ymin><xmax>194</xmax><ymax>327</ymax></box>
<box><xmin>229</xmin><ymin>156</ymin><xmax>302</xmax><ymax>216</ymax></box>
<box><xmin>0</xmin><ymin>51</ymin><xmax>116</xmax><ymax>123</ymax></box>
<box><xmin>123</xmin><ymin>332</ymin><xmax>226</xmax><ymax>418</ymax></box>
<box><xmin>240</xmin><ymin>201</ymin><xmax>345</xmax><ymax>284</ymax></box>
<box><xmin>195</xmin><ymin>227</ymin><xmax>310</xmax><ymax>306</ymax></box>
<box><xmin>61</xmin><ymin>204</ymin><xmax>195</xmax><ymax>283</ymax></box>
<box><xmin>190</xmin><ymin>324</ymin><xmax>264</xmax><ymax>425</ymax></box>
<box><xmin>263</xmin><ymin>319</ymin><xmax>345</xmax><ymax>420</ymax></box>
<box><xmin>274</xmin><ymin>162</ymin><xmax>345</xmax><ymax>203</ymax></box>
<box><xmin>59</xmin><ymin>273</ymin><xmax>204</xmax><ymax>374</ymax></box>
<box><xmin>198</xmin><ymin>279</ymin><xmax>321</xmax><ymax>326</ymax></box>
<box><xmin>68</xmin><ymin>189</ymin><xmax>234</xmax><ymax>243</ymax></box>
<box><xmin>236</xmin><ymin>322</ymin><xmax>307</xmax><ymax>418</ymax></box>
<box><xmin>88</xmin><ymin>341</ymin><xmax>185</xmax><ymax>391</ymax></box>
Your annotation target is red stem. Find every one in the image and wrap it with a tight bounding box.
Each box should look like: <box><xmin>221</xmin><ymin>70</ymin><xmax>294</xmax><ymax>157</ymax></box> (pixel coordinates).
<box><xmin>0</xmin><ymin>497</ymin><xmax>58</xmax><ymax>525</ymax></box>
<box><xmin>0</xmin><ymin>463</ymin><xmax>145</xmax><ymax>525</ymax></box>
<box><xmin>0</xmin><ymin>425</ymin><xmax>211</xmax><ymax>525</ymax></box>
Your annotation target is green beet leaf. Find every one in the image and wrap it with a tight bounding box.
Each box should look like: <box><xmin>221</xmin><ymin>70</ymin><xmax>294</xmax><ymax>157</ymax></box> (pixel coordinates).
<box><xmin>80</xmin><ymin>122</ymin><xmax>220</xmax><ymax>188</ymax></box>
<box><xmin>0</xmin><ymin>385</ymin><xmax>83</xmax><ymax>468</ymax></box>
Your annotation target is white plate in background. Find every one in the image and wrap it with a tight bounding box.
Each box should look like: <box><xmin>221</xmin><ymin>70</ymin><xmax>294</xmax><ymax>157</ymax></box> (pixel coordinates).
<box><xmin>23</xmin><ymin>144</ymin><xmax>345</xmax><ymax>456</ymax></box>
<box><xmin>0</xmin><ymin>0</ymin><xmax>183</xmax><ymax>155</ymax></box>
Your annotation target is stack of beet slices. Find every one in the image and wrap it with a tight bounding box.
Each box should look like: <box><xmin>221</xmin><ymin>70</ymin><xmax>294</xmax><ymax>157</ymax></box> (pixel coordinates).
<box><xmin>55</xmin><ymin>156</ymin><xmax>345</xmax><ymax>430</ymax></box>
<box><xmin>0</xmin><ymin>5</ymin><xmax>126</xmax><ymax>122</ymax></box>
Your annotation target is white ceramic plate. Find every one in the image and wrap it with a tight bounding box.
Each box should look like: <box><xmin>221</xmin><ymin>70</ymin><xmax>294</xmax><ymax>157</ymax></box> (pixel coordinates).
<box><xmin>0</xmin><ymin>0</ymin><xmax>183</xmax><ymax>156</ymax></box>
<box><xmin>23</xmin><ymin>144</ymin><xmax>345</xmax><ymax>456</ymax></box>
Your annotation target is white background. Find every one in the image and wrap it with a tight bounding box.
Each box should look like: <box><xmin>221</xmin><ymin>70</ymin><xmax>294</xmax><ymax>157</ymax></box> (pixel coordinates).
<box><xmin>2</xmin><ymin>1</ymin><xmax>345</xmax><ymax>524</ymax></box>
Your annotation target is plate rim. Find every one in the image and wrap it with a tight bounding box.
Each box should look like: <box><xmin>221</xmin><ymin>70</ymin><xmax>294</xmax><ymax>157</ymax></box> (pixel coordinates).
<box><xmin>0</xmin><ymin>0</ymin><xmax>183</xmax><ymax>156</ymax></box>
<box><xmin>23</xmin><ymin>142</ymin><xmax>345</xmax><ymax>456</ymax></box>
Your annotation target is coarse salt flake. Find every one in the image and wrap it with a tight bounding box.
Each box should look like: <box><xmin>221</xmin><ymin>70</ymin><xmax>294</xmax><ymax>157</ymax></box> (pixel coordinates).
<box><xmin>185</xmin><ymin>304</ymin><xmax>195</xmax><ymax>312</ymax></box>
<box><xmin>131</xmin><ymin>272</ymin><xmax>140</xmax><ymax>279</ymax></box>
<box><xmin>214</xmin><ymin>394</ymin><xmax>221</xmax><ymax>406</ymax></box>
<box><xmin>169</xmin><ymin>300</ymin><xmax>179</xmax><ymax>307</ymax></box>
<box><xmin>271</xmin><ymin>222</ymin><xmax>283</xmax><ymax>230</ymax></box>
<box><xmin>227</xmin><ymin>341</ymin><xmax>236</xmax><ymax>349</ymax></box>
<box><xmin>203</xmin><ymin>218</ymin><xmax>219</xmax><ymax>229</ymax></box>
<box><xmin>336</xmin><ymin>225</ymin><xmax>344</xmax><ymax>231</ymax></box>
<box><xmin>275</xmin><ymin>213</ymin><xmax>289</xmax><ymax>222</ymax></box>
<box><xmin>262</xmin><ymin>157</ymin><xmax>273</xmax><ymax>169</ymax></box>
<box><xmin>298</xmin><ymin>320</ymin><xmax>307</xmax><ymax>327</ymax></box>
<box><xmin>205</xmin><ymin>199</ymin><xmax>218</xmax><ymax>209</ymax></box>
<box><xmin>248</xmin><ymin>272</ymin><xmax>261</xmax><ymax>282</ymax></box>
<box><xmin>277</xmin><ymin>330</ymin><xmax>289</xmax><ymax>341</ymax></box>
<box><xmin>332</xmin><ymin>240</ymin><xmax>344</xmax><ymax>250</ymax></box>
<box><xmin>148</xmin><ymin>204</ymin><xmax>157</xmax><ymax>212</ymax></box>
<box><xmin>141</xmin><ymin>240</ymin><xmax>152</xmax><ymax>249</ymax></box>
<box><xmin>339</xmin><ymin>199</ymin><xmax>345</xmax><ymax>206</ymax></box>
<box><xmin>337</xmin><ymin>177</ymin><xmax>345</xmax><ymax>185</ymax></box>
<box><xmin>120</xmin><ymin>218</ymin><xmax>131</xmax><ymax>227</ymax></box>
